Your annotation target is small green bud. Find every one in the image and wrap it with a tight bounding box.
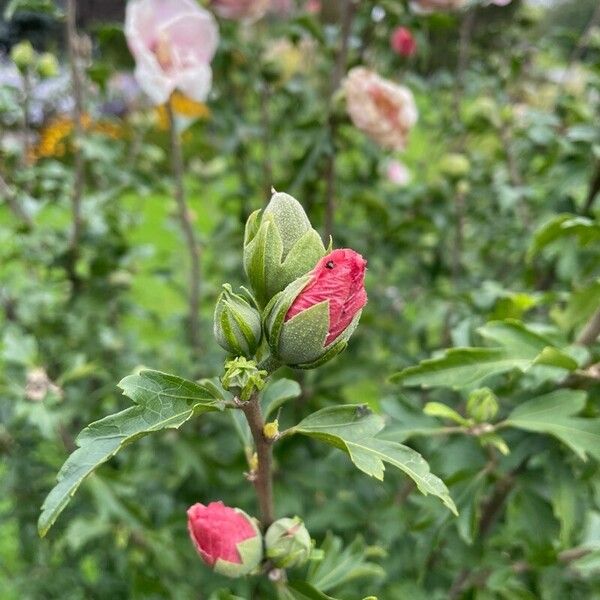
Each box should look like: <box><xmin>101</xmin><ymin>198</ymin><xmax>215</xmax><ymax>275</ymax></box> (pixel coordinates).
<box><xmin>37</xmin><ymin>52</ymin><xmax>59</xmax><ymax>79</ymax></box>
<box><xmin>221</xmin><ymin>357</ymin><xmax>267</xmax><ymax>402</ymax></box>
<box><xmin>10</xmin><ymin>40</ymin><xmax>36</xmax><ymax>71</ymax></box>
<box><xmin>466</xmin><ymin>388</ymin><xmax>499</xmax><ymax>423</ymax></box>
<box><xmin>214</xmin><ymin>284</ymin><xmax>262</xmax><ymax>358</ymax></box>
<box><xmin>265</xmin><ymin>517</ymin><xmax>312</xmax><ymax>568</ymax></box>
<box><xmin>439</xmin><ymin>153</ymin><xmax>471</xmax><ymax>179</ymax></box>
<box><xmin>243</xmin><ymin>191</ymin><xmax>326</xmax><ymax>307</ymax></box>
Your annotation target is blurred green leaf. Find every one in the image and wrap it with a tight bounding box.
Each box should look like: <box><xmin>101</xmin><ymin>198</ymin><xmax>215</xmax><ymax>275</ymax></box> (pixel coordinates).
<box><xmin>307</xmin><ymin>533</ymin><xmax>385</xmax><ymax>594</ymax></box>
<box><xmin>528</xmin><ymin>214</ymin><xmax>600</xmax><ymax>261</ymax></box>
<box><xmin>505</xmin><ymin>390</ymin><xmax>600</xmax><ymax>461</ymax></box>
<box><xmin>392</xmin><ymin>320</ymin><xmax>577</xmax><ymax>389</ymax></box>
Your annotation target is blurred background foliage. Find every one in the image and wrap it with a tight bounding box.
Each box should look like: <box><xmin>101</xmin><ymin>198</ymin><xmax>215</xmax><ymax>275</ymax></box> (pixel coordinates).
<box><xmin>1</xmin><ymin>0</ymin><xmax>599</xmax><ymax>598</ymax></box>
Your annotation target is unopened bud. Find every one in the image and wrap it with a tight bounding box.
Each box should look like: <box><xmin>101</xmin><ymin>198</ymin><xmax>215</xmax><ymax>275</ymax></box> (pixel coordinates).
<box><xmin>265</xmin><ymin>516</ymin><xmax>312</xmax><ymax>568</ymax></box>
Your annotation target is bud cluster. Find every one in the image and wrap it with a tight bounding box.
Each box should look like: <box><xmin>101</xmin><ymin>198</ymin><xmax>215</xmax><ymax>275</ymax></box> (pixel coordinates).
<box><xmin>188</xmin><ymin>502</ymin><xmax>313</xmax><ymax>578</ymax></box>
<box><xmin>213</xmin><ymin>190</ymin><xmax>367</xmax><ymax>371</ymax></box>
<box><xmin>10</xmin><ymin>40</ymin><xmax>59</xmax><ymax>78</ymax></box>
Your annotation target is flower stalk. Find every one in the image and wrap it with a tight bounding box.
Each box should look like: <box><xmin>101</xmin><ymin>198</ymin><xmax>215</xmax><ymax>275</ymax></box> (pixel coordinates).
<box><xmin>166</xmin><ymin>98</ymin><xmax>202</xmax><ymax>355</ymax></box>
<box><xmin>240</xmin><ymin>391</ymin><xmax>275</xmax><ymax>528</ymax></box>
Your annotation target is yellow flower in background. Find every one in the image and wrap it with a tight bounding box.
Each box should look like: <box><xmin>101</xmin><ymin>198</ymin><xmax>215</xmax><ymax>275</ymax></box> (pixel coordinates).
<box><xmin>155</xmin><ymin>91</ymin><xmax>211</xmax><ymax>130</ymax></box>
<box><xmin>33</xmin><ymin>114</ymin><xmax>125</xmax><ymax>160</ymax></box>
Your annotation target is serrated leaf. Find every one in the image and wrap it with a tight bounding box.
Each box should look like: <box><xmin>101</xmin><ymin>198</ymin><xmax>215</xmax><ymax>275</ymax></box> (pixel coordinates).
<box><xmin>505</xmin><ymin>390</ymin><xmax>600</xmax><ymax>461</ymax></box>
<box><xmin>38</xmin><ymin>370</ymin><xmax>223</xmax><ymax>537</ymax></box>
<box><xmin>391</xmin><ymin>320</ymin><xmax>576</xmax><ymax>390</ymax></box>
<box><xmin>290</xmin><ymin>405</ymin><xmax>457</xmax><ymax>515</ymax></box>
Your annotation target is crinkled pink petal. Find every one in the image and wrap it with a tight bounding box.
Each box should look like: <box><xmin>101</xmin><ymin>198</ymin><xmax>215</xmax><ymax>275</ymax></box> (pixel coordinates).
<box><xmin>286</xmin><ymin>249</ymin><xmax>367</xmax><ymax>346</ymax></box>
<box><xmin>187</xmin><ymin>502</ymin><xmax>257</xmax><ymax>566</ymax></box>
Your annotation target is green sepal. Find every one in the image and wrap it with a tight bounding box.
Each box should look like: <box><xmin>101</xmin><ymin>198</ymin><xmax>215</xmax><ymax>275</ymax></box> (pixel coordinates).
<box><xmin>212</xmin><ymin>511</ymin><xmax>263</xmax><ymax>578</ymax></box>
<box><xmin>264</xmin><ymin>275</ymin><xmax>362</xmax><ymax>369</ymax></box>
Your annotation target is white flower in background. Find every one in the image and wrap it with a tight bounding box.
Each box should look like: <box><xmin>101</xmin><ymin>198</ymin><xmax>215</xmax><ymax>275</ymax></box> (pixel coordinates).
<box><xmin>125</xmin><ymin>0</ymin><xmax>219</xmax><ymax>105</ymax></box>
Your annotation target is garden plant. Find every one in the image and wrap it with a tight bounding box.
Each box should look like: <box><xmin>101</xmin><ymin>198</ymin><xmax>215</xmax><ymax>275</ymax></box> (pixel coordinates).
<box><xmin>1</xmin><ymin>0</ymin><xmax>599</xmax><ymax>598</ymax></box>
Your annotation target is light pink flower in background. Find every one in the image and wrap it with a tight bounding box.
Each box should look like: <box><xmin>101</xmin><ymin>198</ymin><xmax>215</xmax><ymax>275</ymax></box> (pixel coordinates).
<box><xmin>305</xmin><ymin>0</ymin><xmax>321</xmax><ymax>14</ymax></box>
<box><xmin>125</xmin><ymin>0</ymin><xmax>219</xmax><ymax>106</ymax></box>
<box><xmin>344</xmin><ymin>67</ymin><xmax>418</xmax><ymax>151</ymax></box>
<box><xmin>386</xmin><ymin>160</ymin><xmax>411</xmax><ymax>186</ymax></box>
<box><xmin>210</xmin><ymin>0</ymin><xmax>270</xmax><ymax>20</ymax></box>
<box><xmin>268</xmin><ymin>0</ymin><xmax>294</xmax><ymax>16</ymax></box>
<box><xmin>410</xmin><ymin>0</ymin><xmax>466</xmax><ymax>14</ymax></box>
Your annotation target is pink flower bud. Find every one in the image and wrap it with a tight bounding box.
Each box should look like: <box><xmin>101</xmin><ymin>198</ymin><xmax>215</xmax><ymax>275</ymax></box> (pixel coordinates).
<box><xmin>187</xmin><ymin>502</ymin><xmax>263</xmax><ymax>578</ymax></box>
<box><xmin>286</xmin><ymin>249</ymin><xmax>367</xmax><ymax>346</ymax></box>
<box><xmin>391</xmin><ymin>27</ymin><xmax>417</xmax><ymax>57</ymax></box>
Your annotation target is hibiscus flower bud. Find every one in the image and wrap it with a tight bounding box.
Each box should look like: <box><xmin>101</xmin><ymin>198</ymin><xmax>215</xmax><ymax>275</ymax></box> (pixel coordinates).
<box><xmin>243</xmin><ymin>191</ymin><xmax>326</xmax><ymax>308</ymax></box>
<box><xmin>214</xmin><ymin>284</ymin><xmax>262</xmax><ymax>357</ymax></box>
<box><xmin>264</xmin><ymin>249</ymin><xmax>367</xmax><ymax>369</ymax></box>
<box><xmin>265</xmin><ymin>517</ymin><xmax>312</xmax><ymax>568</ymax></box>
<box><xmin>391</xmin><ymin>27</ymin><xmax>417</xmax><ymax>57</ymax></box>
<box><xmin>187</xmin><ymin>502</ymin><xmax>263</xmax><ymax>578</ymax></box>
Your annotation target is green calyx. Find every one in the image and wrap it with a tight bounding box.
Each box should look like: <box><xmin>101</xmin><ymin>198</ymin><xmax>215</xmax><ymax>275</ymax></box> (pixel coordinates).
<box><xmin>213</xmin><ymin>284</ymin><xmax>262</xmax><ymax>358</ymax></box>
<box><xmin>243</xmin><ymin>192</ymin><xmax>326</xmax><ymax>307</ymax></box>
<box><xmin>263</xmin><ymin>276</ymin><xmax>361</xmax><ymax>370</ymax></box>
<box><xmin>265</xmin><ymin>516</ymin><xmax>312</xmax><ymax>569</ymax></box>
<box><xmin>213</xmin><ymin>510</ymin><xmax>263</xmax><ymax>578</ymax></box>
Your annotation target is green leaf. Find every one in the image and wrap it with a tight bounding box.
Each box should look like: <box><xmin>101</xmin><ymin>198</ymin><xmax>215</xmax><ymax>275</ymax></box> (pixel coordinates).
<box><xmin>307</xmin><ymin>533</ymin><xmax>385</xmax><ymax>594</ymax></box>
<box><xmin>391</xmin><ymin>320</ymin><xmax>577</xmax><ymax>390</ymax></box>
<box><xmin>261</xmin><ymin>377</ymin><xmax>302</xmax><ymax>419</ymax></box>
<box><xmin>38</xmin><ymin>370</ymin><xmax>224</xmax><ymax>537</ymax></box>
<box><xmin>527</xmin><ymin>214</ymin><xmax>600</xmax><ymax>261</ymax></box>
<box><xmin>505</xmin><ymin>390</ymin><xmax>600</xmax><ymax>461</ymax></box>
<box><xmin>283</xmin><ymin>582</ymin><xmax>338</xmax><ymax>600</ymax></box>
<box><xmin>423</xmin><ymin>402</ymin><xmax>471</xmax><ymax>426</ymax></box>
<box><xmin>289</xmin><ymin>405</ymin><xmax>457</xmax><ymax>515</ymax></box>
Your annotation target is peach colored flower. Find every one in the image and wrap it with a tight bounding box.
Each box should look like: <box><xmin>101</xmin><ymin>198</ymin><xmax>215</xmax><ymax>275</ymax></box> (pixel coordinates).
<box><xmin>125</xmin><ymin>0</ymin><xmax>219</xmax><ymax>106</ymax></box>
<box><xmin>344</xmin><ymin>67</ymin><xmax>418</xmax><ymax>151</ymax></box>
<box><xmin>210</xmin><ymin>0</ymin><xmax>270</xmax><ymax>20</ymax></box>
